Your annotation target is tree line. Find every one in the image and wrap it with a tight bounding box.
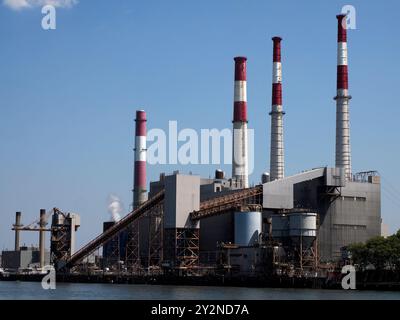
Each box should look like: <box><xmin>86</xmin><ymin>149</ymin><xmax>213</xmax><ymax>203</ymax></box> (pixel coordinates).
<box><xmin>347</xmin><ymin>230</ymin><xmax>400</xmax><ymax>271</ymax></box>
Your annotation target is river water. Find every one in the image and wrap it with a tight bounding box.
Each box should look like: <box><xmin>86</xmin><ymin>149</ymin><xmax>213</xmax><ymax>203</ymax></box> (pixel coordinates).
<box><xmin>1</xmin><ymin>281</ymin><xmax>400</xmax><ymax>300</ymax></box>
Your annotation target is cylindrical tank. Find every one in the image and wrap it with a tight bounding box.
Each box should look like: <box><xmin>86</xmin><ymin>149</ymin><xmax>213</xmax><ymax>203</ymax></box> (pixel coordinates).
<box><xmin>215</xmin><ymin>169</ymin><xmax>225</xmax><ymax>180</ymax></box>
<box><xmin>288</xmin><ymin>212</ymin><xmax>317</xmax><ymax>248</ymax></box>
<box><xmin>234</xmin><ymin>211</ymin><xmax>262</xmax><ymax>246</ymax></box>
<box><xmin>261</xmin><ymin>172</ymin><xmax>270</xmax><ymax>184</ymax></box>
<box><xmin>271</xmin><ymin>214</ymin><xmax>289</xmax><ymax>239</ymax></box>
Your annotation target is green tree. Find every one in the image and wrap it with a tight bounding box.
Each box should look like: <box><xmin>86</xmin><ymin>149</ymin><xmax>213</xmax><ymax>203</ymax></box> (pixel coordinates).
<box><xmin>347</xmin><ymin>242</ymin><xmax>368</xmax><ymax>269</ymax></box>
<box><xmin>347</xmin><ymin>229</ymin><xmax>400</xmax><ymax>271</ymax></box>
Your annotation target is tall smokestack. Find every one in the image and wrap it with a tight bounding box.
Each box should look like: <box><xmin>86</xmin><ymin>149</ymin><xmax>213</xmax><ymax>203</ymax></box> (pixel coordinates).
<box><xmin>14</xmin><ymin>212</ymin><xmax>21</xmax><ymax>251</ymax></box>
<box><xmin>335</xmin><ymin>14</ymin><xmax>352</xmax><ymax>181</ymax></box>
<box><xmin>133</xmin><ymin>110</ymin><xmax>147</xmax><ymax>208</ymax></box>
<box><xmin>269</xmin><ymin>37</ymin><xmax>285</xmax><ymax>181</ymax></box>
<box><xmin>232</xmin><ymin>57</ymin><xmax>249</xmax><ymax>188</ymax></box>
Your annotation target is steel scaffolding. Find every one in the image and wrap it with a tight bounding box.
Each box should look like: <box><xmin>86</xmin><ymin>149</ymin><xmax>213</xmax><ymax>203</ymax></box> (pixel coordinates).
<box><xmin>103</xmin><ymin>231</ymin><xmax>120</xmax><ymax>270</ymax></box>
<box><xmin>164</xmin><ymin>228</ymin><xmax>200</xmax><ymax>272</ymax></box>
<box><xmin>125</xmin><ymin>220</ymin><xmax>140</xmax><ymax>270</ymax></box>
<box><xmin>50</xmin><ymin>208</ymin><xmax>73</xmax><ymax>270</ymax></box>
<box><xmin>148</xmin><ymin>202</ymin><xmax>164</xmax><ymax>269</ymax></box>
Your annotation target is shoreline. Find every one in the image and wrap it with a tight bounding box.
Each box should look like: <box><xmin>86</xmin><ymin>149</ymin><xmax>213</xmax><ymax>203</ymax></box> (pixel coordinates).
<box><xmin>1</xmin><ymin>273</ymin><xmax>400</xmax><ymax>292</ymax></box>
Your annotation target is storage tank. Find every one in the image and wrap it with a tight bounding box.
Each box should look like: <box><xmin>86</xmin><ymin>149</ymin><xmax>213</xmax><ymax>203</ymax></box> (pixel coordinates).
<box><xmin>271</xmin><ymin>214</ymin><xmax>289</xmax><ymax>239</ymax></box>
<box><xmin>261</xmin><ymin>172</ymin><xmax>270</xmax><ymax>184</ymax></box>
<box><xmin>215</xmin><ymin>169</ymin><xmax>225</xmax><ymax>180</ymax></box>
<box><xmin>234</xmin><ymin>211</ymin><xmax>262</xmax><ymax>246</ymax></box>
<box><xmin>288</xmin><ymin>212</ymin><xmax>317</xmax><ymax>248</ymax></box>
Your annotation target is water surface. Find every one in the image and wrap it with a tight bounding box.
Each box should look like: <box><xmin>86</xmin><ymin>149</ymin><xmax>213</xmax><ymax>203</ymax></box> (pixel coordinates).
<box><xmin>0</xmin><ymin>281</ymin><xmax>399</xmax><ymax>300</ymax></box>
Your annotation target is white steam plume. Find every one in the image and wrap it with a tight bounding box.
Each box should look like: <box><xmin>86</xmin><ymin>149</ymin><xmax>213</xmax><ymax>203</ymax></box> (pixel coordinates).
<box><xmin>107</xmin><ymin>194</ymin><xmax>123</xmax><ymax>223</ymax></box>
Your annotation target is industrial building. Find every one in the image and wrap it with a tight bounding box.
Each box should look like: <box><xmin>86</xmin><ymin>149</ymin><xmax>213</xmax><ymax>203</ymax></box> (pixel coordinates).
<box><xmin>1</xmin><ymin>246</ymin><xmax>50</xmax><ymax>271</ymax></box>
<box><xmin>3</xmin><ymin>208</ymin><xmax>80</xmax><ymax>271</ymax></box>
<box><xmin>8</xmin><ymin>14</ymin><xmax>382</xmax><ymax>280</ymax></box>
<box><xmin>2</xmin><ymin>210</ymin><xmax>51</xmax><ymax>271</ymax></box>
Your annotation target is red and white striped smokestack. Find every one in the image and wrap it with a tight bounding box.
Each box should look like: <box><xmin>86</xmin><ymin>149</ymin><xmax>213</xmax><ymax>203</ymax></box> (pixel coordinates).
<box><xmin>133</xmin><ymin>110</ymin><xmax>147</xmax><ymax>208</ymax></box>
<box><xmin>232</xmin><ymin>57</ymin><xmax>249</xmax><ymax>188</ymax></box>
<box><xmin>335</xmin><ymin>14</ymin><xmax>352</xmax><ymax>181</ymax></box>
<box><xmin>269</xmin><ymin>36</ymin><xmax>285</xmax><ymax>181</ymax></box>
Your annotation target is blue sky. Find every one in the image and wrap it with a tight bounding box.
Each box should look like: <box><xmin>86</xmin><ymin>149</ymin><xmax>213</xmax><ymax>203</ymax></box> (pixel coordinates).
<box><xmin>1</xmin><ymin>0</ymin><xmax>399</xmax><ymax>250</ymax></box>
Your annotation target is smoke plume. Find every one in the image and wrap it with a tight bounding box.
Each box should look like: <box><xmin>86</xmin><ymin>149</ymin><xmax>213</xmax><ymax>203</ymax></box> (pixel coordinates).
<box><xmin>107</xmin><ymin>194</ymin><xmax>123</xmax><ymax>222</ymax></box>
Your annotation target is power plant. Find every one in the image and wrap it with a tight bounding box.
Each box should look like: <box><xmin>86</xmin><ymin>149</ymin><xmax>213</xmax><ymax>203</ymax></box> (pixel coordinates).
<box><xmin>2</xmin><ymin>14</ymin><xmax>381</xmax><ymax>285</ymax></box>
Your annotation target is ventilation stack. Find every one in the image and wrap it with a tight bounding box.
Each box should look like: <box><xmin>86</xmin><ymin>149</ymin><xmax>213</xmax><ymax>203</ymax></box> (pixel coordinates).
<box><xmin>14</xmin><ymin>211</ymin><xmax>22</xmax><ymax>251</ymax></box>
<box><xmin>335</xmin><ymin>14</ymin><xmax>352</xmax><ymax>181</ymax></box>
<box><xmin>269</xmin><ymin>37</ymin><xmax>285</xmax><ymax>181</ymax></box>
<box><xmin>232</xmin><ymin>57</ymin><xmax>249</xmax><ymax>188</ymax></box>
<box><xmin>133</xmin><ymin>110</ymin><xmax>148</xmax><ymax>208</ymax></box>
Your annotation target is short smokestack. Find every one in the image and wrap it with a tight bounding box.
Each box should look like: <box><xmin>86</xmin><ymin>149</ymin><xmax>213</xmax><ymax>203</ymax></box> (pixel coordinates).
<box><xmin>133</xmin><ymin>110</ymin><xmax>148</xmax><ymax>208</ymax></box>
<box><xmin>39</xmin><ymin>209</ymin><xmax>46</xmax><ymax>268</ymax></box>
<box><xmin>215</xmin><ymin>169</ymin><xmax>224</xmax><ymax>180</ymax></box>
<box><xmin>261</xmin><ymin>172</ymin><xmax>270</xmax><ymax>184</ymax></box>
<box><xmin>232</xmin><ymin>57</ymin><xmax>249</xmax><ymax>188</ymax></box>
<box><xmin>335</xmin><ymin>14</ymin><xmax>352</xmax><ymax>181</ymax></box>
<box><xmin>14</xmin><ymin>212</ymin><xmax>22</xmax><ymax>251</ymax></box>
<box><xmin>269</xmin><ymin>36</ymin><xmax>285</xmax><ymax>181</ymax></box>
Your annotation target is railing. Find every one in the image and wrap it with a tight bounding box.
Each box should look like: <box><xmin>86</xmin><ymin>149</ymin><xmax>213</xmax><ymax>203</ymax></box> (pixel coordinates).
<box><xmin>353</xmin><ymin>171</ymin><xmax>379</xmax><ymax>183</ymax></box>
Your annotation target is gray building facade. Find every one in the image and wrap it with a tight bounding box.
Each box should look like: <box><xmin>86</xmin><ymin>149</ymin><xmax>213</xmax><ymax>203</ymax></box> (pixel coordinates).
<box><xmin>1</xmin><ymin>246</ymin><xmax>50</xmax><ymax>270</ymax></box>
<box><xmin>291</xmin><ymin>171</ymin><xmax>381</xmax><ymax>261</ymax></box>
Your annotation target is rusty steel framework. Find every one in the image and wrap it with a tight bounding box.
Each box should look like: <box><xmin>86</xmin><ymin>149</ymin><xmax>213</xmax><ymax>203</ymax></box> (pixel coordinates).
<box><xmin>191</xmin><ymin>185</ymin><xmax>263</xmax><ymax>220</ymax></box>
<box><xmin>279</xmin><ymin>214</ymin><xmax>320</xmax><ymax>273</ymax></box>
<box><xmin>125</xmin><ymin>221</ymin><xmax>141</xmax><ymax>270</ymax></box>
<box><xmin>50</xmin><ymin>208</ymin><xmax>73</xmax><ymax>270</ymax></box>
<box><xmin>296</xmin><ymin>238</ymin><xmax>318</xmax><ymax>272</ymax></box>
<box><xmin>164</xmin><ymin>228</ymin><xmax>200</xmax><ymax>272</ymax></box>
<box><xmin>148</xmin><ymin>202</ymin><xmax>164</xmax><ymax>268</ymax></box>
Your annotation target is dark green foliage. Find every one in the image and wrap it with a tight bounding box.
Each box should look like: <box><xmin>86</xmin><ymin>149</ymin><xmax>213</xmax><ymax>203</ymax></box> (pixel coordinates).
<box><xmin>347</xmin><ymin>230</ymin><xmax>400</xmax><ymax>270</ymax></box>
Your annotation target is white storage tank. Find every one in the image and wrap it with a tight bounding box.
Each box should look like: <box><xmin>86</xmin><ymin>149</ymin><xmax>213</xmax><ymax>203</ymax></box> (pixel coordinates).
<box><xmin>271</xmin><ymin>214</ymin><xmax>289</xmax><ymax>239</ymax></box>
<box><xmin>288</xmin><ymin>212</ymin><xmax>317</xmax><ymax>248</ymax></box>
<box><xmin>234</xmin><ymin>211</ymin><xmax>262</xmax><ymax>246</ymax></box>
